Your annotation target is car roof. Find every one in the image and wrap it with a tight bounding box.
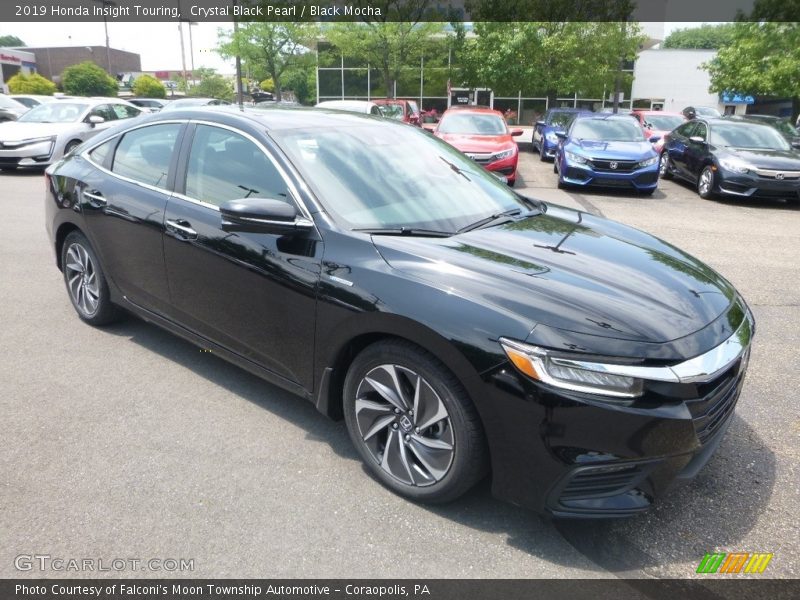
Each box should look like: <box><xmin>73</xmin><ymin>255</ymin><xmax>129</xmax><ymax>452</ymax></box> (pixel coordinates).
<box><xmin>135</xmin><ymin>105</ymin><xmax>410</xmax><ymax>132</ymax></box>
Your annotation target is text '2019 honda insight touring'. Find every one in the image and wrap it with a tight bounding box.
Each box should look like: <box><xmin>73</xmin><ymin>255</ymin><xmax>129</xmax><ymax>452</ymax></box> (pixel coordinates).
<box><xmin>46</xmin><ymin>107</ymin><xmax>753</xmax><ymax>517</ymax></box>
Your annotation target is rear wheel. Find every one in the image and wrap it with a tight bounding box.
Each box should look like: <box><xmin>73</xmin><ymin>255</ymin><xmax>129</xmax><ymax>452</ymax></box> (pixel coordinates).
<box><xmin>698</xmin><ymin>166</ymin><xmax>716</xmax><ymax>199</ymax></box>
<box><xmin>61</xmin><ymin>231</ymin><xmax>122</xmax><ymax>326</ymax></box>
<box><xmin>343</xmin><ymin>340</ymin><xmax>487</xmax><ymax>503</ymax></box>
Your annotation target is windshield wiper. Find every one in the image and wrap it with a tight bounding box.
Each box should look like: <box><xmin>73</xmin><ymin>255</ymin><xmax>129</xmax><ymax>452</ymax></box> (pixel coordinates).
<box><xmin>438</xmin><ymin>156</ymin><xmax>472</xmax><ymax>181</ymax></box>
<box><xmin>457</xmin><ymin>208</ymin><xmax>525</xmax><ymax>234</ymax></box>
<box><xmin>354</xmin><ymin>227</ymin><xmax>453</xmax><ymax>238</ymax></box>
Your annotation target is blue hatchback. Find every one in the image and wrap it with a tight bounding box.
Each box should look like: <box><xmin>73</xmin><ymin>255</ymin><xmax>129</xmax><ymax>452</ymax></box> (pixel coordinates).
<box><xmin>532</xmin><ymin>108</ymin><xmax>591</xmax><ymax>161</ymax></box>
<box><xmin>555</xmin><ymin>115</ymin><xmax>661</xmax><ymax>195</ymax></box>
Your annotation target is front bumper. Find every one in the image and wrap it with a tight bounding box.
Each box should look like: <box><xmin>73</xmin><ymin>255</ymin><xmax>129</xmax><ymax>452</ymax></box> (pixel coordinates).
<box><xmin>0</xmin><ymin>140</ymin><xmax>56</xmax><ymax>168</ymax></box>
<box><xmin>482</xmin><ymin>311</ymin><xmax>753</xmax><ymax>518</ymax></box>
<box><xmin>560</xmin><ymin>158</ymin><xmax>659</xmax><ymax>191</ymax></box>
<box><xmin>717</xmin><ymin>168</ymin><xmax>800</xmax><ymax>200</ymax></box>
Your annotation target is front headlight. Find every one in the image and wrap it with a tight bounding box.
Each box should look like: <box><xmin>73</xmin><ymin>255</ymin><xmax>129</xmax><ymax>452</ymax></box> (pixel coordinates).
<box><xmin>565</xmin><ymin>150</ymin><xmax>587</xmax><ymax>164</ymax></box>
<box><xmin>1</xmin><ymin>135</ymin><xmax>55</xmax><ymax>148</ymax></box>
<box><xmin>638</xmin><ymin>156</ymin><xmax>659</xmax><ymax>168</ymax></box>
<box><xmin>493</xmin><ymin>148</ymin><xmax>516</xmax><ymax>160</ymax></box>
<box><xmin>718</xmin><ymin>157</ymin><xmax>752</xmax><ymax>174</ymax></box>
<box><xmin>499</xmin><ymin>338</ymin><xmax>643</xmax><ymax>399</ymax></box>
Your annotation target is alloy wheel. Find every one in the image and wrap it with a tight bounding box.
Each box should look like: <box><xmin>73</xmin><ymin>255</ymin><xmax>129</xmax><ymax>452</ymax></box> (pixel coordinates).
<box><xmin>354</xmin><ymin>364</ymin><xmax>454</xmax><ymax>486</ymax></box>
<box><xmin>64</xmin><ymin>243</ymin><xmax>100</xmax><ymax>317</ymax></box>
<box><xmin>659</xmin><ymin>154</ymin><xmax>668</xmax><ymax>177</ymax></box>
<box><xmin>699</xmin><ymin>168</ymin><xmax>713</xmax><ymax>197</ymax></box>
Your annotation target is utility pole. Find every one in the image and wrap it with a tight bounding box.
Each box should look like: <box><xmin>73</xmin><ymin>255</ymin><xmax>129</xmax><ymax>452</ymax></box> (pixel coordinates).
<box><xmin>612</xmin><ymin>19</ymin><xmax>628</xmax><ymax>114</ymax></box>
<box><xmin>92</xmin><ymin>0</ymin><xmax>115</xmax><ymax>74</ymax></box>
<box><xmin>232</xmin><ymin>0</ymin><xmax>244</xmax><ymax>107</ymax></box>
<box><xmin>178</xmin><ymin>19</ymin><xmax>188</xmax><ymax>91</ymax></box>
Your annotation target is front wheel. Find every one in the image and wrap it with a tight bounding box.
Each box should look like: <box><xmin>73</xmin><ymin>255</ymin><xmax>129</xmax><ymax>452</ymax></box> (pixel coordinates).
<box><xmin>659</xmin><ymin>152</ymin><xmax>673</xmax><ymax>179</ymax></box>
<box><xmin>343</xmin><ymin>340</ymin><xmax>488</xmax><ymax>503</ymax></box>
<box><xmin>698</xmin><ymin>166</ymin><xmax>716</xmax><ymax>199</ymax></box>
<box><xmin>61</xmin><ymin>231</ymin><xmax>122</xmax><ymax>326</ymax></box>
<box><xmin>539</xmin><ymin>142</ymin><xmax>548</xmax><ymax>162</ymax></box>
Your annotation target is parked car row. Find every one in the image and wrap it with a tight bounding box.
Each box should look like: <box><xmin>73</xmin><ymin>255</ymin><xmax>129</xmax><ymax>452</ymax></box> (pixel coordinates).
<box><xmin>0</xmin><ymin>97</ymin><xmax>143</xmax><ymax>170</ymax></box>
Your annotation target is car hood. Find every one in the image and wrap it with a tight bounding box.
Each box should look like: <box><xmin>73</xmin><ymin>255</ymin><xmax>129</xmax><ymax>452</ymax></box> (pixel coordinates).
<box><xmin>0</xmin><ymin>121</ymin><xmax>83</xmax><ymax>141</ymax></box>
<box><xmin>568</xmin><ymin>139</ymin><xmax>655</xmax><ymax>159</ymax></box>
<box><xmin>436</xmin><ymin>133</ymin><xmax>514</xmax><ymax>153</ymax></box>
<box><xmin>371</xmin><ymin>206</ymin><xmax>736</xmax><ymax>345</ymax></box>
<box><xmin>717</xmin><ymin>146</ymin><xmax>800</xmax><ymax>170</ymax></box>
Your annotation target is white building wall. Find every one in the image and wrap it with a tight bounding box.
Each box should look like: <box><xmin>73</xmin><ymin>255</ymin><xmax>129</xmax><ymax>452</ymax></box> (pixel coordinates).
<box><xmin>631</xmin><ymin>49</ymin><xmax>745</xmax><ymax>114</ymax></box>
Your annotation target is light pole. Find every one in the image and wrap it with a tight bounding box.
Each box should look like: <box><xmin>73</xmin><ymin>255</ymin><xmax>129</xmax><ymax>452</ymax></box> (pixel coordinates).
<box><xmin>91</xmin><ymin>0</ymin><xmax>116</xmax><ymax>74</ymax></box>
<box><xmin>177</xmin><ymin>19</ymin><xmax>188</xmax><ymax>92</ymax></box>
<box><xmin>232</xmin><ymin>0</ymin><xmax>243</xmax><ymax>107</ymax></box>
<box><xmin>187</xmin><ymin>21</ymin><xmax>197</xmax><ymax>75</ymax></box>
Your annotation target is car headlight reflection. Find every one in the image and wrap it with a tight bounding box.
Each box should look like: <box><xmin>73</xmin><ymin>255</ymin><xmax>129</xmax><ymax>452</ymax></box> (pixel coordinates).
<box><xmin>638</xmin><ymin>156</ymin><xmax>659</xmax><ymax>168</ymax></box>
<box><xmin>718</xmin><ymin>157</ymin><xmax>752</xmax><ymax>174</ymax></box>
<box><xmin>493</xmin><ymin>148</ymin><xmax>516</xmax><ymax>160</ymax></box>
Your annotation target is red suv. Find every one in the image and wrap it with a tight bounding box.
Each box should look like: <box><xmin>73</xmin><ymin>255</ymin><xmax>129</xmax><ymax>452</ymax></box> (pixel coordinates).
<box><xmin>372</xmin><ymin>99</ymin><xmax>421</xmax><ymax>126</ymax></box>
<box><xmin>434</xmin><ymin>106</ymin><xmax>523</xmax><ymax>185</ymax></box>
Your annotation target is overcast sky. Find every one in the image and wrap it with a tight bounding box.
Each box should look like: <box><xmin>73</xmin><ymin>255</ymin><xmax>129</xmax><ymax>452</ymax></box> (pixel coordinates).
<box><xmin>2</xmin><ymin>21</ymin><xmax>704</xmax><ymax>75</ymax></box>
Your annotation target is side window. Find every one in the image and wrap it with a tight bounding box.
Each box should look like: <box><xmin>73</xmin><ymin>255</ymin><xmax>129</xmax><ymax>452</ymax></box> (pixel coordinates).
<box><xmin>184</xmin><ymin>125</ymin><xmax>290</xmax><ymax>207</ymax></box>
<box><xmin>677</xmin><ymin>122</ymin><xmax>697</xmax><ymax>138</ymax></box>
<box><xmin>89</xmin><ymin>104</ymin><xmax>117</xmax><ymax>122</ymax></box>
<box><xmin>111</xmin><ymin>123</ymin><xmax>182</xmax><ymax>189</ymax></box>
<box><xmin>370</xmin><ymin>105</ymin><xmax>382</xmax><ymax>116</ymax></box>
<box><xmin>693</xmin><ymin>123</ymin><xmax>708</xmax><ymax>141</ymax></box>
<box><xmin>112</xmin><ymin>104</ymin><xmax>141</xmax><ymax>120</ymax></box>
<box><xmin>88</xmin><ymin>138</ymin><xmax>115</xmax><ymax>168</ymax></box>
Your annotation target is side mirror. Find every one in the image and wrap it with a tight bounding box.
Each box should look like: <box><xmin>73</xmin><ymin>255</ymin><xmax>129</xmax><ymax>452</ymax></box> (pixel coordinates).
<box><xmin>510</xmin><ymin>128</ymin><xmax>523</xmax><ymax>137</ymax></box>
<box><xmin>555</xmin><ymin>131</ymin><xmax>567</xmax><ymax>140</ymax></box>
<box><xmin>688</xmin><ymin>136</ymin><xmax>706</xmax><ymax>144</ymax></box>
<box><xmin>87</xmin><ymin>115</ymin><xmax>105</xmax><ymax>126</ymax></box>
<box><xmin>220</xmin><ymin>198</ymin><xmax>313</xmax><ymax>234</ymax></box>
<box><xmin>648</xmin><ymin>135</ymin><xmax>661</xmax><ymax>144</ymax></box>
<box><xmin>535</xmin><ymin>120</ymin><xmax>545</xmax><ymax>127</ymax></box>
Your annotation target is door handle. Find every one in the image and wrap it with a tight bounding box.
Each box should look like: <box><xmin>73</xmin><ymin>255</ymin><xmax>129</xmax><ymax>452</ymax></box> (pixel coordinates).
<box><xmin>166</xmin><ymin>219</ymin><xmax>198</xmax><ymax>239</ymax></box>
<box><xmin>83</xmin><ymin>189</ymin><xmax>107</xmax><ymax>206</ymax></box>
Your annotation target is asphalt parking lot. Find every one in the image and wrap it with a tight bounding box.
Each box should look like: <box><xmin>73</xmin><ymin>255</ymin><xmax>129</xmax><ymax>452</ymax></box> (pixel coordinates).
<box><xmin>1</xmin><ymin>147</ymin><xmax>798</xmax><ymax>581</ymax></box>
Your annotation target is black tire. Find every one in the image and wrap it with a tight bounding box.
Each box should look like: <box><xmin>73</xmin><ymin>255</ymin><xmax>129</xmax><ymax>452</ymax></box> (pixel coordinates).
<box><xmin>659</xmin><ymin>152</ymin><xmax>673</xmax><ymax>180</ymax></box>
<box><xmin>553</xmin><ymin>159</ymin><xmax>558</xmax><ymax>174</ymax></box>
<box><xmin>539</xmin><ymin>142</ymin><xmax>548</xmax><ymax>162</ymax></box>
<box><xmin>61</xmin><ymin>231</ymin><xmax>122</xmax><ymax>326</ymax></box>
<box><xmin>343</xmin><ymin>339</ymin><xmax>488</xmax><ymax>504</ymax></box>
<box><xmin>698</xmin><ymin>165</ymin><xmax>716</xmax><ymax>199</ymax></box>
<box><xmin>64</xmin><ymin>140</ymin><xmax>82</xmax><ymax>155</ymax></box>
<box><xmin>638</xmin><ymin>188</ymin><xmax>656</xmax><ymax>196</ymax></box>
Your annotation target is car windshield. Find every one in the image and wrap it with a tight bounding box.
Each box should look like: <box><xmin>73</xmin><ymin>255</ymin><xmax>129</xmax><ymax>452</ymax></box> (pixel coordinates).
<box><xmin>571</xmin><ymin>118</ymin><xmax>644</xmax><ymax>142</ymax></box>
<box><xmin>762</xmin><ymin>119</ymin><xmax>798</xmax><ymax>138</ymax></box>
<box><xmin>273</xmin><ymin>122</ymin><xmax>529</xmax><ymax>232</ymax></box>
<box><xmin>644</xmin><ymin>115</ymin><xmax>684</xmax><ymax>131</ymax></box>
<box><xmin>438</xmin><ymin>113</ymin><xmax>507</xmax><ymax>135</ymax></box>
<box><xmin>378</xmin><ymin>103</ymin><xmax>404</xmax><ymax>120</ymax></box>
<box><xmin>710</xmin><ymin>123</ymin><xmax>791</xmax><ymax>150</ymax></box>
<box><xmin>547</xmin><ymin>112</ymin><xmax>577</xmax><ymax>127</ymax></box>
<box><xmin>17</xmin><ymin>102</ymin><xmax>88</xmax><ymax>123</ymax></box>
<box><xmin>695</xmin><ymin>107</ymin><xmax>721</xmax><ymax>117</ymax></box>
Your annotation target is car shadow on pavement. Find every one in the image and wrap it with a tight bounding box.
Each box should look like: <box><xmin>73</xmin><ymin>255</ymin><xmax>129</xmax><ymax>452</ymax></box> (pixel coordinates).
<box><xmin>103</xmin><ymin>316</ymin><xmax>776</xmax><ymax>576</ymax></box>
<box><xmin>666</xmin><ymin>178</ymin><xmax>800</xmax><ymax>211</ymax></box>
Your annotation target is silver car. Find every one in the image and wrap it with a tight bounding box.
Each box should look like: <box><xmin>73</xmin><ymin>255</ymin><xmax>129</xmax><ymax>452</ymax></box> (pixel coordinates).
<box><xmin>0</xmin><ymin>97</ymin><xmax>142</xmax><ymax>170</ymax></box>
<box><xmin>0</xmin><ymin>94</ymin><xmax>28</xmax><ymax>122</ymax></box>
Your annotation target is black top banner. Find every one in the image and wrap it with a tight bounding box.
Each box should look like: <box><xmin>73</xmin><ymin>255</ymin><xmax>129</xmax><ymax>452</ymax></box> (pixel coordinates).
<box><xmin>3</xmin><ymin>0</ymin><xmax>800</xmax><ymax>23</ymax></box>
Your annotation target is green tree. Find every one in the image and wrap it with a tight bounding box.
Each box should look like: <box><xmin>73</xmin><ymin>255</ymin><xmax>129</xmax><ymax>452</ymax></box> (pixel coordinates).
<box><xmin>188</xmin><ymin>69</ymin><xmax>234</xmax><ymax>101</ymax></box>
<box><xmin>61</xmin><ymin>61</ymin><xmax>118</xmax><ymax>97</ymax></box>
<box><xmin>325</xmin><ymin>2</ymin><xmax>446</xmax><ymax>99</ymax></box>
<box><xmin>462</xmin><ymin>22</ymin><xmax>644</xmax><ymax>102</ymax></box>
<box><xmin>0</xmin><ymin>35</ymin><xmax>25</xmax><ymax>47</ymax></box>
<box><xmin>218</xmin><ymin>19</ymin><xmax>312</xmax><ymax>101</ymax></box>
<box><xmin>704</xmin><ymin>20</ymin><xmax>800</xmax><ymax>122</ymax></box>
<box><xmin>281</xmin><ymin>54</ymin><xmax>317</xmax><ymax>104</ymax></box>
<box><xmin>663</xmin><ymin>23</ymin><xmax>737</xmax><ymax>49</ymax></box>
<box><xmin>259</xmin><ymin>78</ymin><xmax>275</xmax><ymax>92</ymax></box>
<box><xmin>131</xmin><ymin>74</ymin><xmax>166</xmax><ymax>98</ymax></box>
<box><xmin>6</xmin><ymin>72</ymin><xmax>57</xmax><ymax>95</ymax></box>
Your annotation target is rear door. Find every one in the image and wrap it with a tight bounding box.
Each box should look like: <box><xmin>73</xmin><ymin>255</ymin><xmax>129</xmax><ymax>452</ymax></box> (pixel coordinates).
<box><xmin>79</xmin><ymin>121</ymin><xmax>185</xmax><ymax>313</ymax></box>
<box><xmin>162</xmin><ymin>122</ymin><xmax>322</xmax><ymax>388</ymax></box>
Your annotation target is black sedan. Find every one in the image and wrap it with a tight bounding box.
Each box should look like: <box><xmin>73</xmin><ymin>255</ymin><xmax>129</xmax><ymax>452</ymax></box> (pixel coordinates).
<box><xmin>661</xmin><ymin>118</ymin><xmax>800</xmax><ymax>203</ymax></box>
<box><xmin>45</xmin><ymin>107</ymin><xmax>753</xmax><ymax>517</ymax></box>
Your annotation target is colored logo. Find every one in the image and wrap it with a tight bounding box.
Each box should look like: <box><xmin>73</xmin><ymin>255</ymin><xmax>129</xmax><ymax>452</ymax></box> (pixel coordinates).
<box><xmin>696</xmin><ymin>552</ymin><xmax>773</xmax><ymax>574</ymax></box>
